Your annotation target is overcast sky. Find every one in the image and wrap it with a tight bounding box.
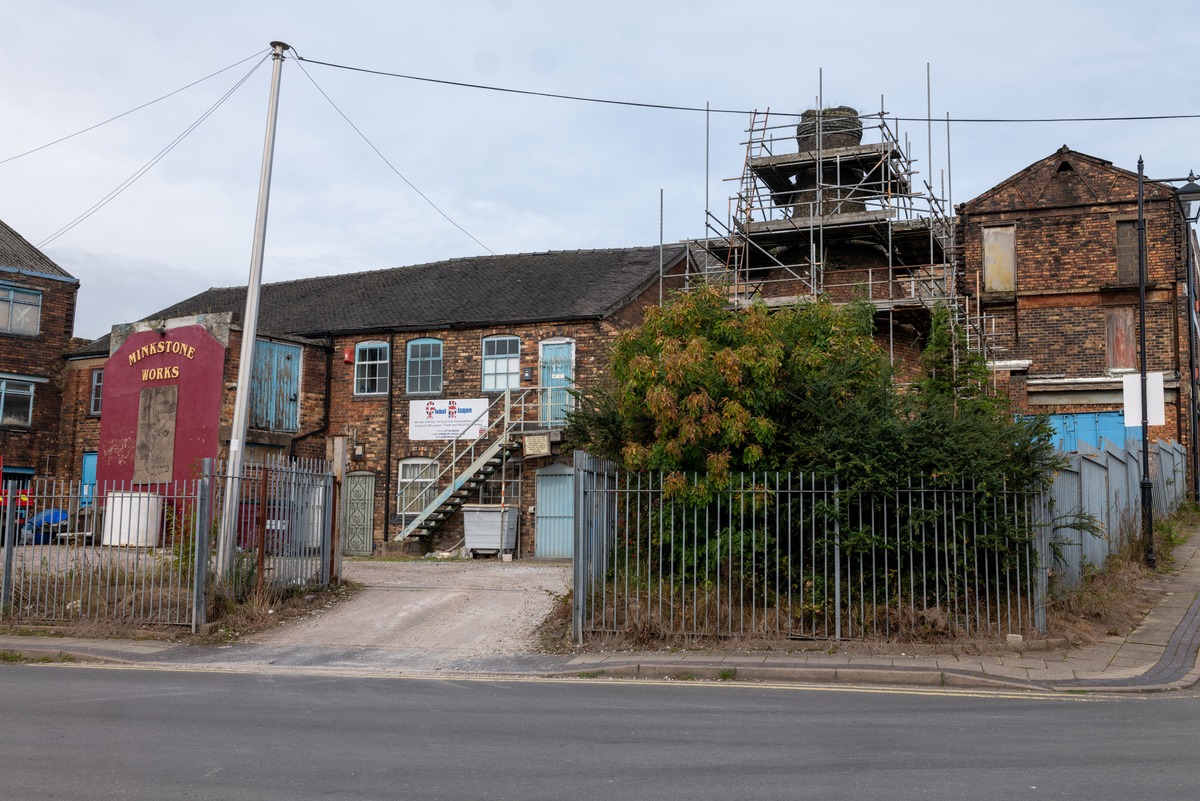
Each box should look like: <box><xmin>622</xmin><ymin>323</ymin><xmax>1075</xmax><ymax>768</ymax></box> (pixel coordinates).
<box><xmin>2</xmin><ymin>0</ymin><xmax>1199</xmax><ymax>339</ymax></box>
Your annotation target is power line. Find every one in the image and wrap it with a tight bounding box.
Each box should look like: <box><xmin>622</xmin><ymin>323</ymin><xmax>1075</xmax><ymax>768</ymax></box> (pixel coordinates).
<box><xmin>37</xmin><ymin>55</ymin><xmax>270</xmax><ymax>248</ymax></box>
<box><xmin>1</xmin><ymin>50</ymin><xmax>270</xmax><ymax>166</ymax></box>
<box><xmin>296</xmin><ymin>54</ymin><xmax>1200</xmax><ymax>124</ymax></box>
<box><xmin>295</xmin><ymin>55</ymin><xmax>748</xmax><ymax>115</ymax></box>
<box><xmin>291</xmin><ymin>50</ymin><xmax>495</xmax><ymax>255</ymax></box>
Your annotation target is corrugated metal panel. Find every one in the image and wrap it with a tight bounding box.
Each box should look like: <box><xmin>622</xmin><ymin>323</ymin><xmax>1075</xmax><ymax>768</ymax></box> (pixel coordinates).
<box><xmin>1049</xmin><ymin>458</ymin><xmax>1084</xmax><ymax>588</ymax></box>
<box><xmin>249</xmin><ymin>340</ymin><xmax>301</xmax><ymax>432</ymax></box>
<box><xmin>1080</xmin><ymin>456</ymin><xmax>1111</xmax><ymax>569</ymax></box>
<box><xmin>1046</xmin><ymin>412</ymin><xmax>1135</xmax><ymax>452</ymax></box>
<box><xmin>536</xmin><ymin>464</ymin><xmax>574</xmax><ymax>558</ymax></box>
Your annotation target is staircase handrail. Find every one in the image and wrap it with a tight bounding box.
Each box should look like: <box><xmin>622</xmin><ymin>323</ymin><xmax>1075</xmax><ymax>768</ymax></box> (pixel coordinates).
<box><xmin>395</xmin><ymin>388</ymin><xmax>534</xmax><ymax>518</ymax></box>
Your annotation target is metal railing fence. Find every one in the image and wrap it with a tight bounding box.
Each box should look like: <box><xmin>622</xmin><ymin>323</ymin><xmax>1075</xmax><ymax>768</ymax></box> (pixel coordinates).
<box><xmin>573</xmin><ymin>454</ymin><xmax>1048</xmax><ymax>645</ymax></box>
<box><xmin>1</xmin><ymin>456</ymin><xmax>334</xmax><ymax>632</ymax></box>
<box><xmin>211</xmin><ymin>455</ymin><xmax>334</xmax><ymax>599</ymax></box>
<box><xmin>2</xmin><ymin>475</ymin><xmax>208</xmax><ymax>629</ymax></box>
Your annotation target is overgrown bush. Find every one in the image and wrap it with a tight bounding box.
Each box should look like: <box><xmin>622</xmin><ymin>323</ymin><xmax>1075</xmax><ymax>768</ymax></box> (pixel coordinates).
<box><xmin>565</xmin><ymin>286</ymin><xmax>1061</xmax><ymax>636</ymax></box>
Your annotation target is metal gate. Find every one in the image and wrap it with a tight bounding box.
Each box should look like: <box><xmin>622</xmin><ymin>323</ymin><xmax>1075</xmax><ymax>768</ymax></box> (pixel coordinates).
<box><xmin>535</xmin><ymin>463</ymin><xmax>574</xmax><ymax>558</ymax></box>
<box><xmin>343</xmin><ymin>471</ymin><xmax>376</xmax><ymax>555</ymax></box>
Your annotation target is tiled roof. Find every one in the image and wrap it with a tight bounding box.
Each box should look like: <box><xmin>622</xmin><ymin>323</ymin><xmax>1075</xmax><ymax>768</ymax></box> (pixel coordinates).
<box><xmin>0</xmin><ymin>218</ymin><xmax>76</xmax><ymax>280</ymax></box>
<box><xmin>74</xmin><ymin>245</ymin><xmax>686</xmax><ymax>355</ymax></box>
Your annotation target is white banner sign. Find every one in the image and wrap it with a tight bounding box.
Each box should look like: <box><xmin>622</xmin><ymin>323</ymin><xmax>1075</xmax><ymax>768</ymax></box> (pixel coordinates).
<box><xmin>1122</xmin><ymin>372</ymin><xmax>1166</xmax><ymax>427</ymax></box>
<box><xmin>409</xmin><ymin>398</ymin><xmax>489</xmax><ymax>441</ymax></box>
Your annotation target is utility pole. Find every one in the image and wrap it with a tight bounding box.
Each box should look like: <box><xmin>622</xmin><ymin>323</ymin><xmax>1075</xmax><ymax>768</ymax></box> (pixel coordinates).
<box><xmin>216</xmin><ymin>41</ymin><xmax>289</xmax><ymax>577</ymax></box>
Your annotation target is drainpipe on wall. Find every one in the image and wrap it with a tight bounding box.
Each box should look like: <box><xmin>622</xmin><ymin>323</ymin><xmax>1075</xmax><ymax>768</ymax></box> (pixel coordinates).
<box><xmin>289</xmin><ymin>333</ymin><xmax>333</xmax><ymax>458</ymax></box>
<box><xmin>1186</xmin><ymin>227</ymin><xmax>1200</xmax><ymax>498</ymax></box>
<box><xmin>381</xmin><ymin>331</ymin><xmax>396</xmax><ymax>549</ymax></box>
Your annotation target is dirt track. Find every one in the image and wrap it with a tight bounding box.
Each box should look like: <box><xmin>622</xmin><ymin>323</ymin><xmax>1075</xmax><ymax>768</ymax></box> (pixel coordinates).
<box><xmin>246</xmin><ymin>560</ymin><xmax>571</xmax><ymax>658</ymax></box>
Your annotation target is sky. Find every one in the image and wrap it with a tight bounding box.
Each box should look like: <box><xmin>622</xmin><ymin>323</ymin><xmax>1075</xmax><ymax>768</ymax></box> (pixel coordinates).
<box><xmin>2</xmin><ymin>0</ymin><xmax>1199</xmax><ymax>340</ymax></box>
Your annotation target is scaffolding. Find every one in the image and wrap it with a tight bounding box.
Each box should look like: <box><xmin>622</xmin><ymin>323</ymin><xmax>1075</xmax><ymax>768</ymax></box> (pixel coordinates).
<box><xmin>676</xmin><ymin>105</ymin><xmax>996</xmax><ymax>377</ymax></box>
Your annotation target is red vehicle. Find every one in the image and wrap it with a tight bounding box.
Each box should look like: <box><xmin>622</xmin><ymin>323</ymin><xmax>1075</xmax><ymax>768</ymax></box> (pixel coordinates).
<box><xmin>0</xmin><ymin>488</ymin><xmax>33</xmax><ymax>545</ymax></box>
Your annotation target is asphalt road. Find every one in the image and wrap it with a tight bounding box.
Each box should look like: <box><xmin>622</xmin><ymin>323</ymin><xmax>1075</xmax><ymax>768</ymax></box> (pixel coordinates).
<box><xmin>2</xmin><ymin>665</ymin><xmax>1197</xmax><ymax>800</ymax></box>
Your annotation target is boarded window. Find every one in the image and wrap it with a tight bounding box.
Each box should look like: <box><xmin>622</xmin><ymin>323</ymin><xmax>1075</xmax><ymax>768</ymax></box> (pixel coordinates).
<box><xmin>1106</xmin><ymin>306</ymin><xmax>1136</xmax><ymax>371</ymax></box>
<box><xmin>982</xmin><ymin>226</ymin><xmax>1016</xmax><ymax>292</ymax></box>
<box><xmin>1116</xmin><ymin>220</ymin><xmax>1138</xmax><ymax>285</ymax></box>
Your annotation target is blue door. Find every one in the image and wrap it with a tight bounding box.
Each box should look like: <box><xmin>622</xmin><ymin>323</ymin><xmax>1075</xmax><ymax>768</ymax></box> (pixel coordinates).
<box><xmin>536</xmin><ymin>464</ymin><xmax>574</xmax><ymax>558</ymax></box>
<box><xmin>249</xmin><ymin>340</ymin><xmax>301</xmax><ymax>432</ymax></box>
<box><xmin>81</xmin><ymin>452</ymin><xmax>98</xmax><ymax>507</ymax></box>
<box><xmin>539</xmin><ymin>340</ymin><xmax>574</xmax><ymax>425</ymax></box>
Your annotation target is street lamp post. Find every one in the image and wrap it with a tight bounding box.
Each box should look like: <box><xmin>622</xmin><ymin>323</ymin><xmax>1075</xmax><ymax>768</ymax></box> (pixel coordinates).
<box><xmin>1135</xmin><ymin>160</ymin><xmax>1200</xmax><ymax>569</ymax></box>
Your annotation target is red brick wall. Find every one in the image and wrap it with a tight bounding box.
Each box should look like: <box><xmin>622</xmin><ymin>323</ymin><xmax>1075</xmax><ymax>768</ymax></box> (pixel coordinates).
<box><xmin>55</xmin><ymin>356</ymin><xmax>104</xmax><ymax>482</ymax></box>
<box><xmin>959</xmin><ymin>149</ymin><xmax>1195</xmax><ymax>467</ymax></box>
<box><xmin>216</xmin><ymin>329</ymin><xmax>330</xmax><ymax>462</ymax></box>
<box><xmin>0</xmin><ymin>276</ymin><xmax>78</xmax><ymax>478</ymax></box>
<box><xmin>327</xmin><ymin>318</ymin><xmax>628</xmax><ymax>552</ymax></box>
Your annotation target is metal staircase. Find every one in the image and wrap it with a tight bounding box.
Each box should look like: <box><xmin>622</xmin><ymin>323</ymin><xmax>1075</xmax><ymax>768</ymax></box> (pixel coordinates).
<box><xmin>393</xmin><ymin>388</ymin><xmax>544</xmax><ymax>541</ymax></box>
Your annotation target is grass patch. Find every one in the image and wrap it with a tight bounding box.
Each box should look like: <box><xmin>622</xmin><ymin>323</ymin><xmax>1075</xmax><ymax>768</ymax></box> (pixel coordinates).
<box><xmin>0</xmin><ymin>649</ymin><xmax>75</xmax><ymax>664</ymax></box>
<box><xmin>536</xmin><ymin>590</ymin><xmax>573</xmax><ymax>653</ymax></box>
<box><xmin>717</xmin><ymin>668</ymin><xmax>736</xmax><ymax>681</ymax></box>
<box><xmin>200</xmin><ymin>580</ymin><xmax>361</xmax><ymax>643</ymax></box>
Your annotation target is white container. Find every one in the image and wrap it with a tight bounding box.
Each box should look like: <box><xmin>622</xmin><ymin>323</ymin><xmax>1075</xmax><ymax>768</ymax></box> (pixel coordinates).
<box><xmin>462</xmin><ymin>504</ymin><xmax>517</xmax><ymax>554</ymax></box>
<box><xmin>292</xmin><ymin>485</ymin><xmax>325</xmax><ymax>551</ymax></box>
<box><xmin>101</xmin><ymin>491</ymin><xmax>162</xmax><ymax>547</ymax></box>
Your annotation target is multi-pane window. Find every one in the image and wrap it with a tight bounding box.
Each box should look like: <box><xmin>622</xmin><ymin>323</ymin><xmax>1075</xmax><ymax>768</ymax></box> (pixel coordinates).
<box><xmin>397</xmin><ymin>457</ymin><xmax>438</xmax><ymax>514</ymax></box>
<box><xmin>482</xmin><ymin>336</ymin><xmax>520</xmax><ymax>391</ymax></box>
<box><xmin>354</xmin><ymin>341</ymin><xmax>390</xmax><ymax>395</ymax></box>
<box><xmin>0</xmin><ymin>378</ymin><xmax>34</xmax><ymax>426</ymax></box>
<box><xmin>406</xmin><ymin>338</ymin><xmax>443</xmax><ymax>395</ymax></box>
<box><xmin>0</xmin><ymin>285</ymin><xmax>41</xmax><ymax>336</ymax></box>
<box><xmin>89</xmin><ymin>368</ymin><xmax>104</xmax><ymax>416</ymax></box>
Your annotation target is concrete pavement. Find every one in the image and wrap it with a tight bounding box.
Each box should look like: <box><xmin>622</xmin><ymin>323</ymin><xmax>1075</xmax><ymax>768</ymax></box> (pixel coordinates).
<box><xmin>2</xmin><ymin>533</ymin><xmax>1199</xmax><ymax>693</ymax></box>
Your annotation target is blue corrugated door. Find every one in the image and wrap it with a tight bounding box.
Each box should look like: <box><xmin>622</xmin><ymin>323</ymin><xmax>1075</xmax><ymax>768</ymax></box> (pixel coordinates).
<box><xmin>536</xmin><ymin>464</ymin><xmax>574</xmax><ymax>558</ymax></box>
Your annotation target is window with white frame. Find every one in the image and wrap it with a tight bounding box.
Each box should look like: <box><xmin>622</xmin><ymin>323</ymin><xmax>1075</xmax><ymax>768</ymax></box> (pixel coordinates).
<box><xmin>396</xmin><ymin>457</ymin><xmax>438</xmax><ymax>515</ymax></box>
<box><xmin>89</xmin><ymin>368</ymin><xmax>104</xmax><ymax>416</ymax></box>
<box><xmin>354</xmin><ymin>341</ymin><xmax>390</xmax><ymax>395</ymax></box>
<box><xmin>0</xmin><ymin>378</ymin><xmax>34</xmax><ymax>426</ymax></box>
<box><xmin>482</xmin><ymin>335</ymin><xmax>520</xmax><ymax>391</ymax></box>
<box><xmin>0</xmin><ymin>285</ymin><xmax>41</xmax><ymax>336</ymax></box>
<box><xmin>406</xmin><ymin>338</ymin><xmax>442</xmax><ymax>395</ymax></box>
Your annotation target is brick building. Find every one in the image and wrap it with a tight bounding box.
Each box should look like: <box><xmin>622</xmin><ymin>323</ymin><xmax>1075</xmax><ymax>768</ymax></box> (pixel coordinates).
<box><xmin>62</xmin><ymin>245</ymin><xmax>686</xmax><ymax>556</ymax></box>
<box><xmin>958</xmin><ymin>146</ymin><xmax>1197</xmax><ymax>468</ymax></box>
<box><xmin>0</xmin><ymin>218</ymin><xmax>79</xmax><ymax>486</ymax></box>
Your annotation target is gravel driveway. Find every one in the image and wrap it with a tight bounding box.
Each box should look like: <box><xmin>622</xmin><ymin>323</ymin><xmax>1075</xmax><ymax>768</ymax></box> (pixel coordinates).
<box><xmin>247</xmin><ymin>559</ymin><xmax>571</xmax><ymax>660</ymax></box>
